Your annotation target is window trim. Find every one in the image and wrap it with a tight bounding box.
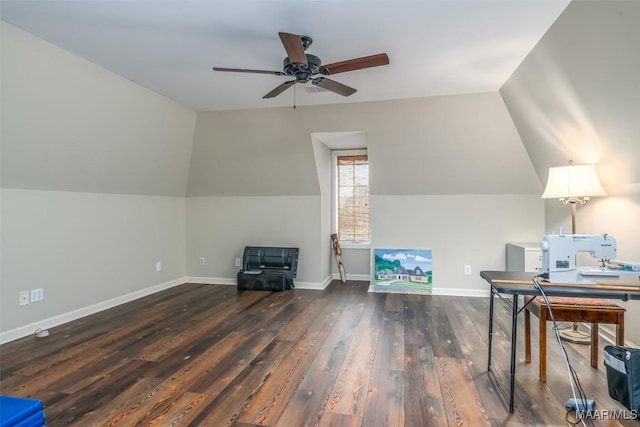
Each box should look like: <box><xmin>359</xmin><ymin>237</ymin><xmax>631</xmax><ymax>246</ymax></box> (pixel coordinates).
<box><xmin>339</xmin><ymin>240</ymin><xmax>371</xmax><ymax>250</ymax></box>
<box><xmin>332</xmin><ymin>149</ymin><xmax>370</xmax><ymax>246</ymax></box>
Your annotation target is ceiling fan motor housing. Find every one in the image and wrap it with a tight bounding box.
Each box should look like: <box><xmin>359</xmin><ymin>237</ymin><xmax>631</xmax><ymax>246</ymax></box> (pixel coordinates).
<box><xmin>283</xmin><ymin>54</ymin><xmax>327</xmax><ymax>82</ymax></box>
<box><xmin>300</xmin><ymin>35</ymin><xmax>313</xmax><ymax>50</ymax></box>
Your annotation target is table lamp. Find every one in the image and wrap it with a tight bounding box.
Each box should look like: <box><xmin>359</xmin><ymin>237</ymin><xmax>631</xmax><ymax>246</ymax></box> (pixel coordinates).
<box><xmin>541</xmin><ymin>163</ymin><xmax>607</xmax><ymax>234</ymax></box>
<box><xmin>541</xmin><ymin>162</ymin><xmax>607</xmax><ymax>343</ymax></box>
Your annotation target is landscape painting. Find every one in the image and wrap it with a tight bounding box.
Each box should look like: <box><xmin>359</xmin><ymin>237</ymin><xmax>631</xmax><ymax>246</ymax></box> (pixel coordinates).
<box><xmin>374</xmin><ymin>248</ymin><xmax>433</xmax><ymax>294</ymax></box>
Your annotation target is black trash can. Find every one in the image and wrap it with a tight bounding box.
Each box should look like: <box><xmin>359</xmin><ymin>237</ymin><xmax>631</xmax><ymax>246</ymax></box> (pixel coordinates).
<box><xmin>604</xmin><ymin>345</ymin><xmax>640</xmax><ymax>412</ymax></box>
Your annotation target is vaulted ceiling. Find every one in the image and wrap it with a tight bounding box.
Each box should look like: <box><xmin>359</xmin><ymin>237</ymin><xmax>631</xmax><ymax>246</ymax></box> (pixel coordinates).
<box><xmin>0</xmin><ymin>0</ymin><xmax>570</xmax><ymax>111</ymax></box>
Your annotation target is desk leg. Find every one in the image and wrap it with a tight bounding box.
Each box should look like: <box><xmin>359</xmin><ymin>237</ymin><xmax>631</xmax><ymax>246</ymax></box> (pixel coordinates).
<box><xmin>488</xmin><ymin>288</ymin><xmax>495</xmax><ymax>372</ymax></box>
<box><xmin>617</xmin><ymin>313</ymin><xmax>625</xmax><ymax>346</ymax></box>
<box><xmin>508</xmin><ymin>294</ymin><xmax>518</xmax><ymax>413</ymax></box>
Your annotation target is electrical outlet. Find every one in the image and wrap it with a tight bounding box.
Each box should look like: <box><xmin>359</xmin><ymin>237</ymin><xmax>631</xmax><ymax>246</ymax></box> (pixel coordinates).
<box><xmin>464</xmin><ymin>265</ymin><xmax>471</xmax><ymax>276</ymax></box>
<box><xmin>235</xmin><ymin>258</ymin><xmax>242</xmax><ymax>267</ymax></box>
<box><xmin>156</xmin><ymin>261</ymin><xmax>162</xmax><ymax>272</ymax></box>
<box><xmin>199</xmin><ymin>257</ymin><xmax>205</xmax><ymax>265</ymax></box>
<box><xmin>31</xmin><ymin>288</ymin><xmax>44</xmax><ymax>302</ymax></box>
<box><xmin>19</xmin><ymin>291</ymin><xmax>29</xmax><ymax>306</ymax></box>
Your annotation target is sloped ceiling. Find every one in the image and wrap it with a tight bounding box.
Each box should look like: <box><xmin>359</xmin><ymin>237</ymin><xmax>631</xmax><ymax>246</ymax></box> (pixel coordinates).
<box><xmin>188</xmin><ymin>93</ymin><xmax>542</xmax><ymax>197</ymax></box>
<box><xmin>1</xmin><ymin>23</ymin><xmax>196</xmax><ymax>196</ymax></box>
<box><xmin>6</xmin><ymin>1</ymin><xmax>636</xmax><ymax>201</ymax></box>
<box><xmin>0</xmin><ymin>0</ymin><xmax>569</xmax><ymax>111</ymax></box>
<box><xmin>500</xmin><ymin>0</ymin><xmax>640</xmax><ymax>192</ymax></box>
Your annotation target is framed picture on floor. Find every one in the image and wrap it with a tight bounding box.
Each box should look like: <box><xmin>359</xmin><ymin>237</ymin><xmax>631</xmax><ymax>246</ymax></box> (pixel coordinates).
<box><xmin>373</xmin><ymin>248</ymin><xmax>432</xmax><ymax>294</ymax></box>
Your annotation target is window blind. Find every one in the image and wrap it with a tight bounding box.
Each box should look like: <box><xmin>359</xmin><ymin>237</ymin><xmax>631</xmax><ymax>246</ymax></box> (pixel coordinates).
<box><xmin>336</xmin><ymin>155</ymin><xmax>370</xmax><ymax>242</ymax></box>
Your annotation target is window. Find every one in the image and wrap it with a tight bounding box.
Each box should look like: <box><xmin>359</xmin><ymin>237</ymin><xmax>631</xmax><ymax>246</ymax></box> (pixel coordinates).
<box><xmin>334</xmin><ymin>151</ymin><xmax>370</xmax><ymax>243</ymax></box>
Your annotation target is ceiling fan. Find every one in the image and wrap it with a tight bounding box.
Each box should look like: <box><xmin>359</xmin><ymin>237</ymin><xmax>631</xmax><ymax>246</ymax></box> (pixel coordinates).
<box><xmin>213</xmin><ymin>32</ymin><xmax>389</xmax><ymax>99</ymax></box>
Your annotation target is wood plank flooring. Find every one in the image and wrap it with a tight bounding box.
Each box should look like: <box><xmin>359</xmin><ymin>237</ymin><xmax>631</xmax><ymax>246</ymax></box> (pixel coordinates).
<box><xmin>0</xmin><ymin>281</ymin><xmax>636</xmax><ymax>426</ymax></box>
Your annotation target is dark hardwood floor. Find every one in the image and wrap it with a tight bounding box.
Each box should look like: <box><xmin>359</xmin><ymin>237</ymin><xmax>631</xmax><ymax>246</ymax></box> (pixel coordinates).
<box><xmin>0</xmin><ymin>281</ymin><xmax>636</xmax><ymax>426</ymax></box>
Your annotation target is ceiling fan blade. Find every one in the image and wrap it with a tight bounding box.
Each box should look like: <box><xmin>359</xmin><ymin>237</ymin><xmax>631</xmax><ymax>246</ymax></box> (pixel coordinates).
<box><xmin>213</xmin><ymin>67</ymin><xmax>285</xmax><ymax>76</ymax></box>
<box><xmin>278</xmin><ymin>32</ymin><xmax>308</xmax><ymax>66</ymax></box>
<box><xmin>263</xmin><ymin>80</ymin><xmax>296</xmax><ymax>98</ymax></box>
<box><xmin>312</xmin><ymin>77</ymin><xmax>357</xmax><ymax>97</ymax></box>
<box><xmin>322</xmin><ymin>53</ymin><xmax>389</xmax><ymax>75</ymax></box>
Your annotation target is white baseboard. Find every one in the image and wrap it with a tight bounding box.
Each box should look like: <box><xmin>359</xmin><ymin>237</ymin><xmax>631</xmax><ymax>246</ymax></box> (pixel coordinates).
<box><xmin>332</xmin><ymin>273</ymin><xmax>370</xmax><ymax>281</ymax></box>
<box><xmin>0</xmin><ymin>277</ymin><xmax>185</xmax><ymax>345</ymax></box>
<box><xmin>432</xmin><ymin>287</ymin><xmax>490</xmax><ymax>298</ymax></box>
<box><xmin>186</xmin><ymin>276</ymin><xmax>331</xmax><ymax>291</ymax></box>
<box><xmin>368</xmin><ymin>284</ymin><xmax>489</xmax><ymax>298</ymax></box>
<box><xmin>296</xmin><ymin>275</ymin><xmax>332</xmax><ymax>290</ymax></box>
<box><xmin>184</xmin><ymin>276</ymin><xmax>236</xmax><ymax>286</ymax></box>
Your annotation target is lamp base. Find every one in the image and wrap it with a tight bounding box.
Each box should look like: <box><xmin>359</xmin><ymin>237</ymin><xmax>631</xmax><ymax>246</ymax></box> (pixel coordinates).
<box><xmin>559</xmin><ymin>322</ymin><xmax>591</xmax><ymax>345</ymax></box>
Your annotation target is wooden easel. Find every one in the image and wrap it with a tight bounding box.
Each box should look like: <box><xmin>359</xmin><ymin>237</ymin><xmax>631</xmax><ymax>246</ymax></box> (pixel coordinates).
<box><xmin>331</xmin><ymin>233</ymin><xmax>346</xmax><ymax>283</ymax></box>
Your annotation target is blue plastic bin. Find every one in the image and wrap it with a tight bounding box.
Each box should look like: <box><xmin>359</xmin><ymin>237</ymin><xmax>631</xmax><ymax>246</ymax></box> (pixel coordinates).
<box><xmin>0</xmin><ymin>395</ymin><xmax>46</xmax><ymax>427</ymax></box>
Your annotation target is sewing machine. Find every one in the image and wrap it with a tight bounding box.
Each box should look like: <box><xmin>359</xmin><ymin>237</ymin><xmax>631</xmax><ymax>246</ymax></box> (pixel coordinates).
<box><xmin>541</xmin><ymin>233</ymin><xmax>640</xmax><ymax>284</ymax></box>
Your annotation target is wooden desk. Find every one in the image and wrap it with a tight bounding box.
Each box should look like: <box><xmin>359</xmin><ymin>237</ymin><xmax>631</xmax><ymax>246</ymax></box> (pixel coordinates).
<box><xmin>524</xmin><ymin>296</ymin><xmax>625</xmax><ymax>382</ymax></box>
<box><xmin>480</xmin><ymin>271</ymin><xmax>640</xmax><ymax>413</ymax></box>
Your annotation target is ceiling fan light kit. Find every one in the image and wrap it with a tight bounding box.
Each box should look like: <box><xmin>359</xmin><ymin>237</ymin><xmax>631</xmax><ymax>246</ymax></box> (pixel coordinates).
<box><xmin>213</xmin><ymin>32</ymin><xmax>389</xmax><ymax>99</ymax></box>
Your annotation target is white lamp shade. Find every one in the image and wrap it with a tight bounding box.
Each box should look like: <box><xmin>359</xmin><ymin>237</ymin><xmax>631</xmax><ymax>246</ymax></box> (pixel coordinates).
<box><xmin>541</xmin><ymin>164</ymin><xmax>607</xmax><ymax>199</ymax></box>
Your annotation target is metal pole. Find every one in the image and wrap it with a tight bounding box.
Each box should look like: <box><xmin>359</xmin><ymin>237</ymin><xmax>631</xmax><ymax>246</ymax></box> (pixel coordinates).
<box><xmin>509</xmin><ymin>294</ymin><xmax>518</xmax><ymax>413</ymax></box>
<box><xmin>488</xmin><ymin>289</ymin><xmax>494</xmax><ymax>371</ymax></box>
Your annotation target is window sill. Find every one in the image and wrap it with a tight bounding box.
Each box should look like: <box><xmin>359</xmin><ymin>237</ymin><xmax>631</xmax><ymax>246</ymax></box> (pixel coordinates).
<box><xmin>339</xmin><ymin>242</ymin><xmax>371</xmax><ymax>250</ymax></box>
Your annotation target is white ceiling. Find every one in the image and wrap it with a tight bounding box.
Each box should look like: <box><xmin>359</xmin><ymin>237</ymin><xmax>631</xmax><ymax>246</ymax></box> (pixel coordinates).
<box><xmin>0</xmin><ymin>0</ymin><xmax>570</xmax><ymax>112</ymax></box>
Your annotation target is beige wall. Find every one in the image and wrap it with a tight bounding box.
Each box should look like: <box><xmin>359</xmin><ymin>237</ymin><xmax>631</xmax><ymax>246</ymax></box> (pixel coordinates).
<box><xmin>501</xmin><ymin>1</ymin><xmax>640</xmax><ymax>189</ymax></box>
<box><xmin>0</xmin><ymin>189</ymin><xmax>186</xmax><ymax>334</ymax></box>
<box><xmin>501</xmin><ymin>1</ymin><xmax>640</xmax><ymax>343</ymax></box>
<box><xmin>311</xmin><ymin>138</ymin><xmax>334</xmax><ymax>281</ymax></box>
<box><xmin>364</xmin><ymin>94</ymin><xmax>541</xmax><ymax>196</ymax></box>
<box><xmin>373</xmin><ymin>194</ymin><xmax>545</xmax><ymax>295</ymax></box>
<box><xmin>332</xmin><ymin>248</ymin><xmax>371</xmax><ymax>280</ymax></box>
<box><xmin>1</xmin><ymin>23</ymin><xmax>195</xmax><ymax>340</ymax></box>
<box><xmin>187</xmin><ymin>108</ymin><xmax>320</xmax><ymax>197</ymax></box>
<box><xmin>185</xmin><ymin>196</ymin><xmax>323</xmax><ymax>287</ymax></box>
<box><xmin>1</xmin><ymin>23</ymin><xmax>196</xmax><ymax>196</ymax></box>
<box><xmin>186</xmin><ymin>92</ymin><xmax>543</xmax><ymax>290</ymax></box>
<box><xmin>189</xmin><ymin>92</ymin><xmax>541</xmax><ymax>194</ymax></box>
